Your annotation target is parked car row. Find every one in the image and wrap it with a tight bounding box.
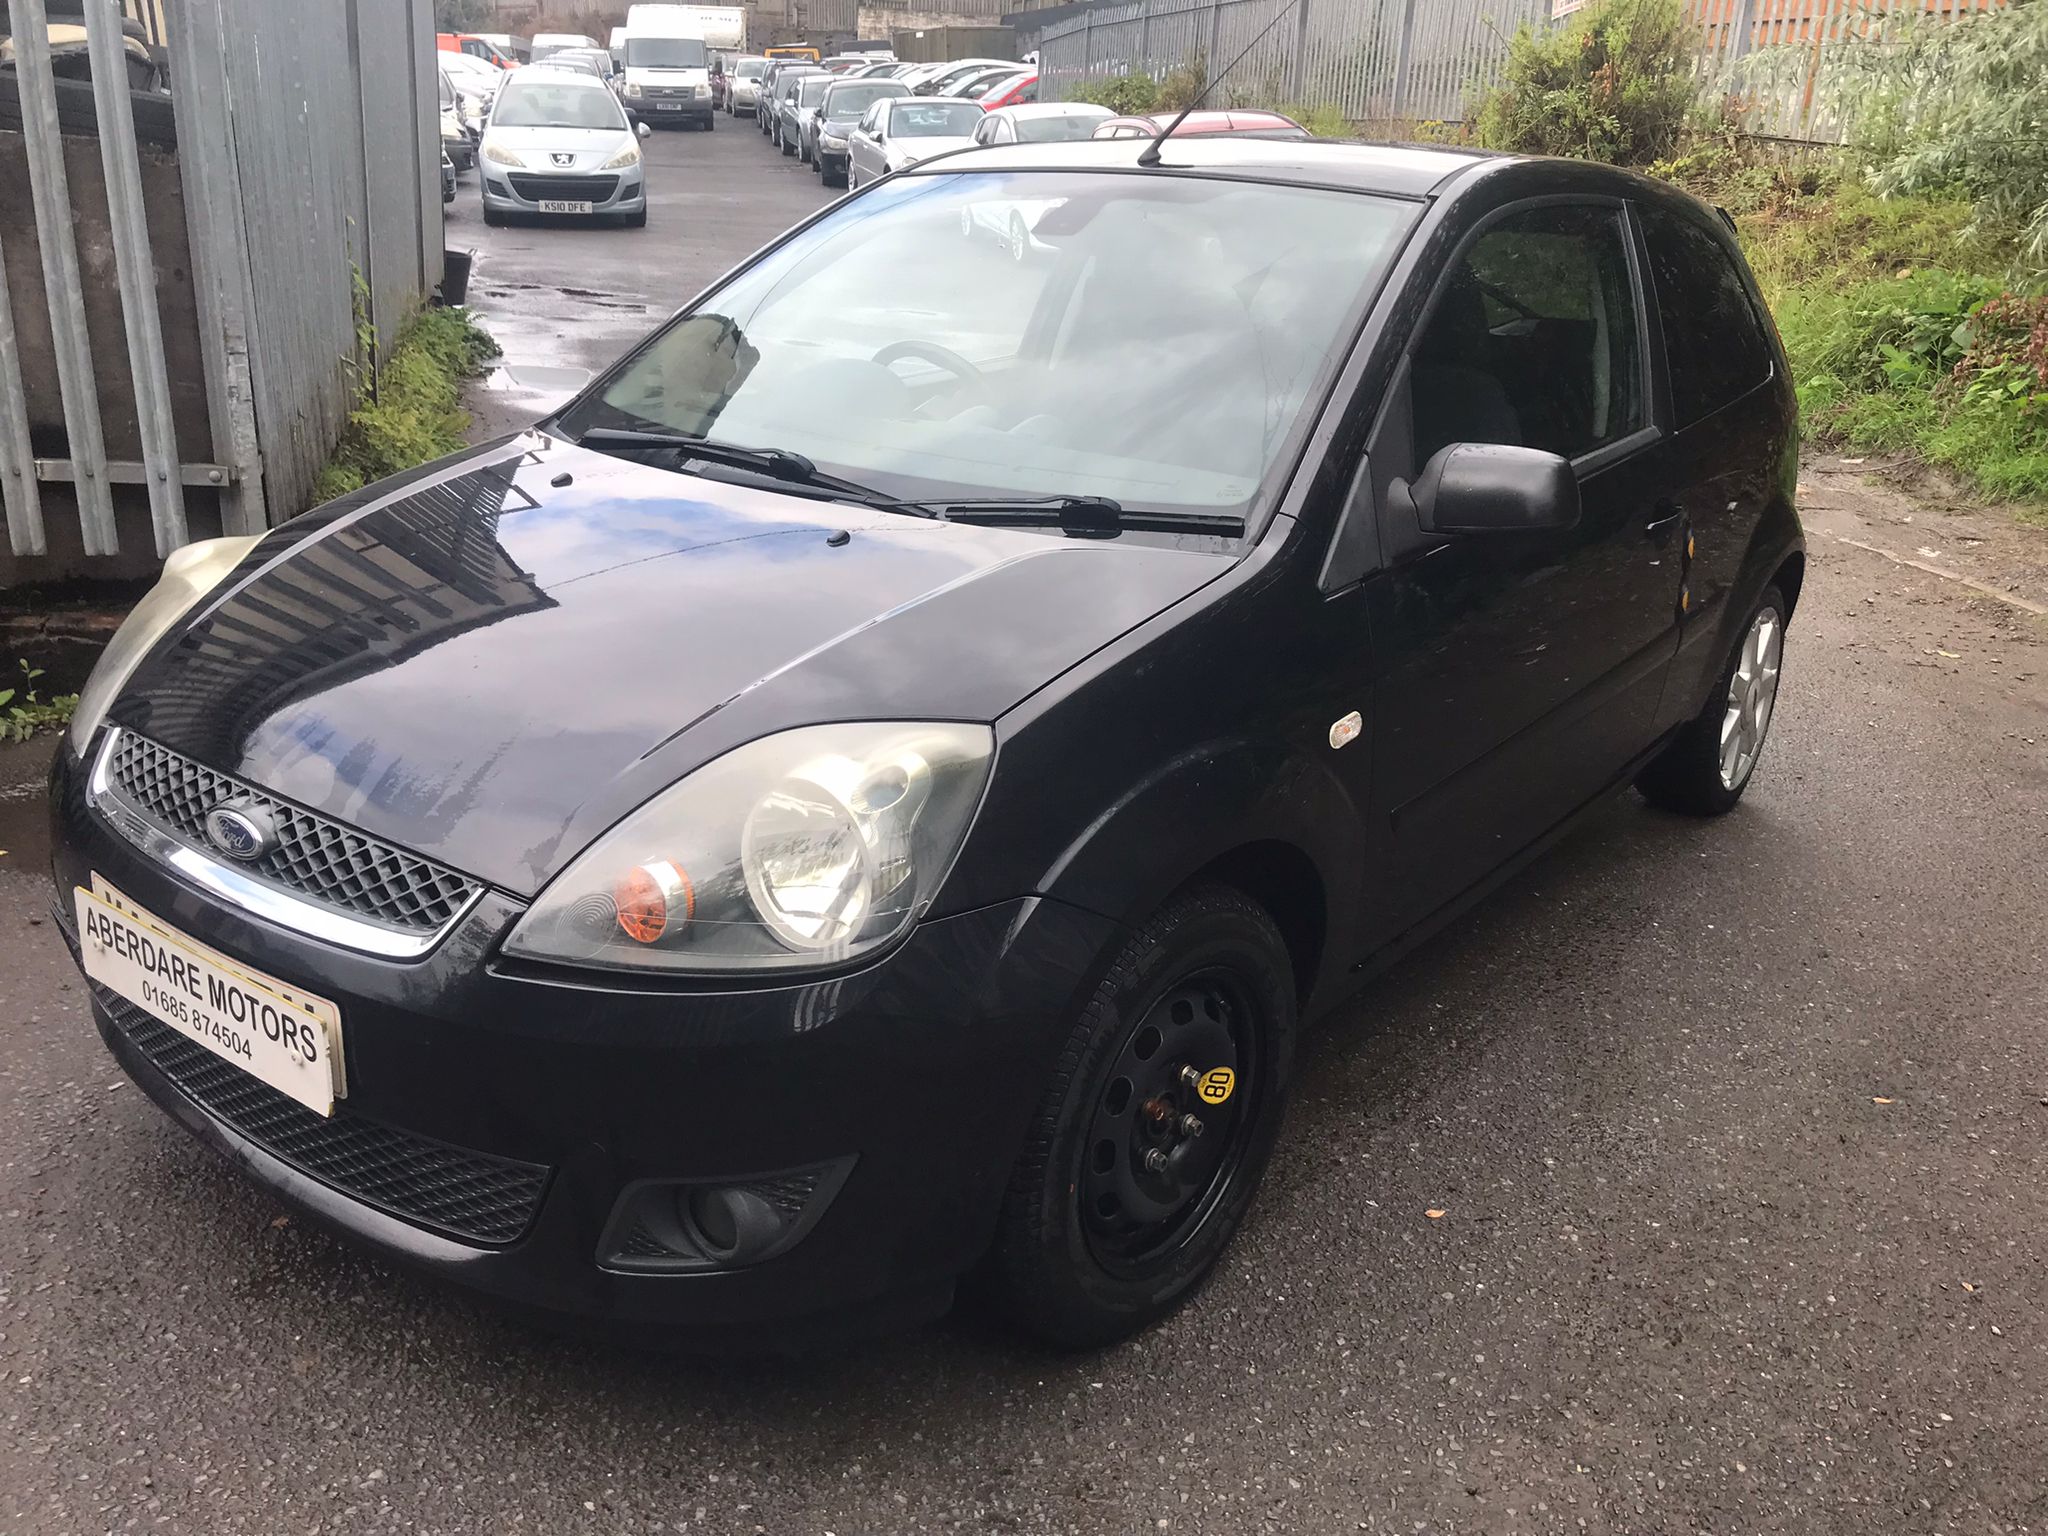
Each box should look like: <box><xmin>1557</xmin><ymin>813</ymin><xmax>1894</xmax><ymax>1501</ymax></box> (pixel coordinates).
<box><xmin>741</xmin><ymin>51</ymin><xmax>1312</xmax><ymax>201</ymax></box>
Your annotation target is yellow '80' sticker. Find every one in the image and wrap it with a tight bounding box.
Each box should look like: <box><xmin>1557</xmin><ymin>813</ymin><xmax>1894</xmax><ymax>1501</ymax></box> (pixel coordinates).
<box><xmin>1197</xmin><ymin>1067</ymin><xmax>1236</xmax><ymax>1105</ymax></box>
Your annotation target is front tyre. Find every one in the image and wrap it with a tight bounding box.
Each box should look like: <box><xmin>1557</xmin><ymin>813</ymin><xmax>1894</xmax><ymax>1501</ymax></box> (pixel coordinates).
<box><xmin>985</xmin><ymin>885</ymin><xmax>1297</xmax><ymax>1349</ymax></box>
<box><xmin>1638</xmin><ymin>584</ymin><xmax>1787</xmax><ymax>815</ymax></box>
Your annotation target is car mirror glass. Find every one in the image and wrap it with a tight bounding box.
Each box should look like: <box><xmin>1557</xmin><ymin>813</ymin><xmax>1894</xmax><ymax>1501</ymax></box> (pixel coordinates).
<box><xmin>636</xmin><ymin>120</ymin><xmax>651</xmax><ymax>139</ymax></box>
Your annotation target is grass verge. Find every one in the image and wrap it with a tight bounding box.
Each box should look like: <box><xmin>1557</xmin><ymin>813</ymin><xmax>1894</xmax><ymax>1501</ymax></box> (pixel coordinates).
<box><xmin>311</xmin><ymin>307</ymin><xmax>501</xmax><ymax>504</ymax></box>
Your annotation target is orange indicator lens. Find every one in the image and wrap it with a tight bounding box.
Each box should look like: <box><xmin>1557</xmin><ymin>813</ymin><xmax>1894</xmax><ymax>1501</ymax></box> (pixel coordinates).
<box><xmin>613</xmin><ymin>861</ymin><xmax>693</xmax><ymax>944</ymax></box>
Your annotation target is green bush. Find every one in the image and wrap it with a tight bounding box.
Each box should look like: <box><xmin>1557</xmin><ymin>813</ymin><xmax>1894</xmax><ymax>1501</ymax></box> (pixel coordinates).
<box><xmin>1474</xmin><ymin>0</ymin><xmax>1701</xmax><ymax>166</ymax></box>
<box><xmin>1276</xmin><ymin>102</ymin><xmax>1351</xmax><ymax>139</ymax></box>
<box><xmin>312</xmin><ymin>307</ymin><xmax>499</xmax><ymax>504</ymax></box>
<box><xmin>1068</xmin><ymin>72</ymin><xmax>1158</xmax><ymax>115</ymax></box>
<box><xmin>1807</xmin><ymin>0</ymin><xmax>2048</xmax><ymax>275</ymax></box>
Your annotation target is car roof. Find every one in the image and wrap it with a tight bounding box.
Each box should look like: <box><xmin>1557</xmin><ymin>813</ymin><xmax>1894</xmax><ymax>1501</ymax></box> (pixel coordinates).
<box><xmin>1100</xmin><ymin>109</ymin><xmax>1302</xmax><ymax>132</ymax></box>
<box><xmin>903</xmin><ymin>136</ymin><xmax>1507</xmax><ymax>197</ymax></box>
<box><xmin>986</xmin><ymin>101</ymin><xmax>1106</xmax><ymax>119</ymax></box>
<box><xmin>503</xmin><ymin>65</ymin><xmax>612</xmax><ymax>90</ymax></box>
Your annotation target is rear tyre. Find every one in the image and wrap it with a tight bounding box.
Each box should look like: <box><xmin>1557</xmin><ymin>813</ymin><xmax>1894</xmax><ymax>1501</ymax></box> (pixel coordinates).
<box><xmin>1637</xmin><ymin>583</ymin><xmax>1788</xmax><ymax>816</ymax></box>
<box><xmin>984</xmin><ymin>885</ymin><xmax>1297</xmax><ymax>1349</ymax></box>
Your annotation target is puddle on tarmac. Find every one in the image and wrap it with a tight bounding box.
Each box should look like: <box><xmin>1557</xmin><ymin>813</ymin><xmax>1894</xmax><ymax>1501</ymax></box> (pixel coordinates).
<box><xmin>481</xmin><ymin>364</ymin><xmax>594</xmax><ymax>417</ymax></box>
<box><xmin>0</xmin><ymin>737</ymin><xmax>56</xmax><ymax>878</ymax></box>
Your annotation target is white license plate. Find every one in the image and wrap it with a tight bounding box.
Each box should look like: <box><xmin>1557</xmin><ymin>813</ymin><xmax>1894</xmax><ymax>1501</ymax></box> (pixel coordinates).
<box><xmin>652</xmin><ymin>101</ymin><xmax>684</xmax><ymax>111</ymax></box>
<box><xmin>537</xmin><ymin>198</ymin><xmax>594</xmax><ymax>213</ymax></box>
<box><xmin>77</xmin><ymin>879</ymin><xmax>345</xmax><ymax>1116</ymax></box>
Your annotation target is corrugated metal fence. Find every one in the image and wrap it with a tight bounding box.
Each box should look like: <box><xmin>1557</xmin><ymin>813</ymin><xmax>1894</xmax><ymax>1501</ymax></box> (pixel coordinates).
<box><xmin>1</xmin><ymin>0</ymin><xmax>443</xmax><ymax>578</ymax></box>
<box><xmin>1035</xmin><ymin>0</ymin><xmax>2007</xmax><ymax>137</ymax></box>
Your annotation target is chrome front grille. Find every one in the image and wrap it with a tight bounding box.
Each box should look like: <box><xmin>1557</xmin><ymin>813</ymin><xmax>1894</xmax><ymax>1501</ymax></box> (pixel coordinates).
<box><xmin>96</xmin><ymin>731</ymin><xmax>481</xmax><ymax>943</ymax></box>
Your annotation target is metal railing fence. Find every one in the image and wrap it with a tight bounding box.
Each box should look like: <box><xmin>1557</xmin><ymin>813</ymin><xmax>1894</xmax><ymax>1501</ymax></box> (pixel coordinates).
<box><xmin>1</xmin><ymin>0</ymin><xmax>443</xmax><ymax>575</ymax></box>
<box><xmin>1034</xmin><ymin>0</ymin><xmax>2008</xmax><ymax>139</ymax></box>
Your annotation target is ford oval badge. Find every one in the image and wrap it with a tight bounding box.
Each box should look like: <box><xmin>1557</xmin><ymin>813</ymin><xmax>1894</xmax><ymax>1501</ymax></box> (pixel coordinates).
<box><xmin>204</xmin><ymin>802</ymin><xmax>276</xmax><ymax>862</ymax></box>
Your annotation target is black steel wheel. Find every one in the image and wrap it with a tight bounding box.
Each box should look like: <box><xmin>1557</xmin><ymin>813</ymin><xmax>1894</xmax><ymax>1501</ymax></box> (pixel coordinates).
<box><xmin>1077</xmin><ymin>968</ymin><xmax>1262</xmax><ymax>1278</ymax></box>
<box><xmin>983</xmin><ymin>885</ymin><xmax>1296</xmax><ymax>1349</ymax></box>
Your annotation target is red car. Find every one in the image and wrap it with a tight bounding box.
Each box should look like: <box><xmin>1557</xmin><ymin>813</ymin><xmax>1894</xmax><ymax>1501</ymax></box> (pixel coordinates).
<box><xmin>1093</xmin><ymin>108</ymin><xmax>1308</xmax><ymax>140</ymax></box>
<box><xmin>977</xmin><ymin>71</ymin><xmax>1039</xmax><ymax>110</ymax></box>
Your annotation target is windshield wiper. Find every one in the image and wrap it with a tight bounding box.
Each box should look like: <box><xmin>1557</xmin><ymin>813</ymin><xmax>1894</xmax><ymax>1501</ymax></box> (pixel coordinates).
<box><xmin>571</xmin><ymin>426</ymin><xmax>934</xmax><ymax>515</ymax></box>
<box><xmin>570</xmin><ymin>431</ymin><xmax>1243</xmax><ymax>538</ymax></box>
<box><xmin>935</xmin><ymin>496</ymin><xmax>1245</xmax><ymax>539</ymax></box>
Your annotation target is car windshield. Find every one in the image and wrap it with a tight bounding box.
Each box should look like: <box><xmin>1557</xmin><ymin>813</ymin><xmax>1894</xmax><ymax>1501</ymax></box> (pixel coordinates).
<box><xmin>559</xmin><ymin>172</ymin><xmax>1416</xmax><ymax>519</ymax></box>
<box><xmin>735</xmin><ymin>58</ymin><xmax>765</xmax><ymax>78</ymax></box>
<box><xmin>826</xmin><ymin>82</ymin><xmax>898</xmax><ymax>118</ymax></box>
<box><xmin>798</xmin><ymin>75</ymin><xmax>832</xmax><ymax>106</ymax></box>
<box><xmin>1015</xmin><ymin>113</ymin><xmax>1098</xmax><ymax>142</ymax></box>
<box><xmin>494</xmin><ymin>79</ymin><xmax>626</xmax><ymax>130</ymax></box>
<box><xmin>625</xmin><ymin>36</ymin><xmax>706</xmax><ymax>68</ymax></box>
<box><xmin>890</xmin><ymin>100</ymin><xmax>981</xmax><ymax>136</ymax></box>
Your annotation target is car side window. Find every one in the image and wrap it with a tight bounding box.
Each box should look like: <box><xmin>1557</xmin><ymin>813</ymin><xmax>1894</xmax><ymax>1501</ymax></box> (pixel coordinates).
<box><xmin>1410</xmin><ymin>204</ymin><xmax>1645</xmax><ymax>467</ymax></box>
<box><xmin>1639</xmin><ymin>204</ymin><xmax>1775</xmax><ymax>430</ymax></box>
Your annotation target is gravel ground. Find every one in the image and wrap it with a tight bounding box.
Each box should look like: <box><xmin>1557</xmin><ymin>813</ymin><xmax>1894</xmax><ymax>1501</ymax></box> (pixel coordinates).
<box><xmin>2</xmin><ymin>122</ymin><xmax>2045</xmax><ymax>1536</ymax></box>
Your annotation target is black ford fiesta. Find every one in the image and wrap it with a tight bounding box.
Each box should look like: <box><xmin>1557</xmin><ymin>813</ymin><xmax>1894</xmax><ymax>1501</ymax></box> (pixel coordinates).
<box><xmin>50</xmin><ymin>138</ymin><xmax>1801</xmax><ymax>1350</ymax></box>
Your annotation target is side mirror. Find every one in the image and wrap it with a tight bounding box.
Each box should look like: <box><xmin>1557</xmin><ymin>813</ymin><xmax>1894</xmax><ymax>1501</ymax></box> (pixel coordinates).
<box><xmin>636</xmin><ymin>120</ymin><xmax>652</xmax><ymax>139</ymax></box>
<box><xmin>1407</xmin><ymin>442</ymin><xmax>1579</xmax><ymax>535</ymax></box>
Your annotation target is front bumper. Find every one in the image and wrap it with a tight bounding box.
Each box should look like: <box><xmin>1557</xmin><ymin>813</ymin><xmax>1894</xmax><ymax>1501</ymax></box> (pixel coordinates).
<box><xmin>630</xmin><ymin>92</ymin><xmax>713</xmax><ymax>123</ymax></box>
<box><xmin>480</xmin><ymin>164</ymin><xmax>645</xmax><ymax>216</ymax></box>
<box><xmin>48</xmin><ymin>736</ymin><xmax>1118</xmax><ymax>1346</ymax></box>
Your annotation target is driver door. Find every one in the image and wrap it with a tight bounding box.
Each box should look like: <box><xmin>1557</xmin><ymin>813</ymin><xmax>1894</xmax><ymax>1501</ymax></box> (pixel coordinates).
<box><xmin>1364</xmin><ymin>200</ymin><xmax>1682</xmax><ymax>927</ymax></box>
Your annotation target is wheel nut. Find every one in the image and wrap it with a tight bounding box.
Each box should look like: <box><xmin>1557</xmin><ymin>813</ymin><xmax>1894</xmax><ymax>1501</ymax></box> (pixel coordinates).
<box><xmin>1179</xmin><ymin>1114</ymin><xmax>1205</xmax><ymax>1138</ymax></box>
<box><xmin>1143</xmin><ymin>1148</ymin><xmax>1170</xmax><ymax>1174</ymax></box>
<box><xmin>1179</xmin><ymin>1065</ymin><xmax>1202</xmax><ymax>1090</ymax></box>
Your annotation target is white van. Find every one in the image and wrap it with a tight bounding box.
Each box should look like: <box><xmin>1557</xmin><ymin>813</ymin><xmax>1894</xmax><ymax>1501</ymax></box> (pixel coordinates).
<box><xmin>620</xmin><ymin>10</ymin><xmax>715</xmax><ymax>129</ymax></box>
<box><xmin>608</xmin><ymin>25</ymin><xmax>627</xmax><ymax>67</ymax></box>
<box><xmin>530</xmin><ymin>31</ymin><xmax>601</xmax><ymax>63</ymax></box>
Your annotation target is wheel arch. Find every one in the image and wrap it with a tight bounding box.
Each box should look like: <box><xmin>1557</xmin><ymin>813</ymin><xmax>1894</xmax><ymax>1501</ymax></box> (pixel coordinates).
<box><xmin>1180</xmin><ymin>841</ymin><xmax>1327</xmax><ymax>1014</ymax></box>
<box><xmin>1012</xmin><ymin>733</ymin><xmax>1363</xmax><ymax>1017</ymax></box>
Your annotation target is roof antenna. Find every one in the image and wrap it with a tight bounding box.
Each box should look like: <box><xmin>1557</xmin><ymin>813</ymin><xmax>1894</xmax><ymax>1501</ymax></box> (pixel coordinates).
<box><xmin>1136</xmin><ymin>0</ymin><xmax>1307</xmax><ymax>168</ymax></box>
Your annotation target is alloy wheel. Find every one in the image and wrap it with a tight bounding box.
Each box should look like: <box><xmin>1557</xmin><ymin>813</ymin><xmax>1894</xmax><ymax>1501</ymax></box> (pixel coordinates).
<box><xmin>1719</xmin><ymin>605</ymin><xmax>1782</xmax><ymax>789</ymax></box>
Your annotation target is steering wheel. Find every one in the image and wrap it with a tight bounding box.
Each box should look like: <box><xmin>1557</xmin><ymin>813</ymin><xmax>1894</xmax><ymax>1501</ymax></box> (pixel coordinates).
<box><xmin>872</xmin><ymin>340</ymin><xmax>986</xmax><ymax>388</ymax></box>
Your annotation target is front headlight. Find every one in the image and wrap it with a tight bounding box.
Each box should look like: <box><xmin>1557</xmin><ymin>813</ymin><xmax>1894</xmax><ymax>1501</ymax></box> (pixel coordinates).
<box><xmin>482</xmin><ymin>139</ymin><xmax>525</xmax><ymax>167</ymax></box>
<box><xmin>625</xmin><ymin>80</ymin><xmax>643</xmax><ymax>97</ymax></box>
<box><xmin>69</xmin><ymin>535</ymin><xmax>262</xmax><ymax>754</ymax></box>
<box><xmin>503</xmin><ymin>722</ymin><xmax>993</xmax><ymax>974</ymax></box>
<box><xmin>603</xmin><ymin>143</ymin><xmax>641</xmax><ymax>168</ymax></box>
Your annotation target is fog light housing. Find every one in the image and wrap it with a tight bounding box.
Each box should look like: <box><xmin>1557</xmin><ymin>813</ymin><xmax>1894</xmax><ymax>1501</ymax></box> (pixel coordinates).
<box><xmin>597</xmin><ymin>1158</ymin><xmax>855</xmax><ymax>1272</ymax></box>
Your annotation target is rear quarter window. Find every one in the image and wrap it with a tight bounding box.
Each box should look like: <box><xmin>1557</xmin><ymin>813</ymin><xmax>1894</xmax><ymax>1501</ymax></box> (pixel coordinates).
<box><xmin>1639</xmin><ymin>204</ymin><xmax>1775</xmax><ymax>430</ymax></box>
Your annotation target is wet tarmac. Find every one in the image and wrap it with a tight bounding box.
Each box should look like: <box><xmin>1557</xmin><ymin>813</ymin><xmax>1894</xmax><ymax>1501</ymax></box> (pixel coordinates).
<box><xmin>451</xmin><ymin>115</ymin><xmax>834</xmax><ymax>437</ymax></box>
